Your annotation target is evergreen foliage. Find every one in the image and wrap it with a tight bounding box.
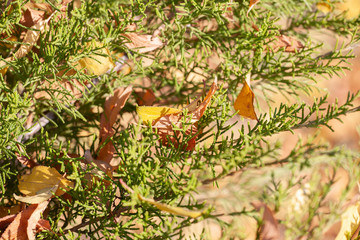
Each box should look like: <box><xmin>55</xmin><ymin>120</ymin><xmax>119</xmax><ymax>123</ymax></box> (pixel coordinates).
<box><xmin>1</xmin><ymin>0</ymin><xmax>360</xmax><ymax>239</ymax></box>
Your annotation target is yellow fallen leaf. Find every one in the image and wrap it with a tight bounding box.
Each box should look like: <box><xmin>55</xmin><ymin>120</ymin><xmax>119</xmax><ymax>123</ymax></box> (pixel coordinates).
<box><xmin>74</xmin><ymin>42</ymin><xmax>115</xmax><ymax>75</ymax></box>
<box><xmin>234</xmin><ymin>73</ymin><xmax>258</xmax><ymax>120</ymax></box>
<box><xmin>138</xmin><ymin>194</ymin><xmax>203</xmax><ymax>218</ymax></box>
<box><xmin>336</xmin><ymin>0</ymin><xmax>360</xmax><ymax>20</ymax></box>
<box><xmin>18</xmin><ymin>166</ymin><xmax>73</xmax><ymax>197</ymax></box>
<box><xmin>335</xmin><ymin>203</ymin><xmax>360</xmax><ymax>240</ymax></box>
<box><xmin>137</xmin><ymin>106</ymin><xmax>182</xmax><ymax>123</ymax></box>
<box><xmin>316</xmin><ymin>2</ymin><xmax>332</xmax><ymax>14</ymax></box>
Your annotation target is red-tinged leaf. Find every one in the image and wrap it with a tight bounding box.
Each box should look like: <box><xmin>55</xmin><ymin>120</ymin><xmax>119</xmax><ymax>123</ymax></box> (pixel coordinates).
<box><xmin>0</xmin><ymin>200</ymin><xmax>49</xmax><ymax>240</ymax></box>
<box><xmin>15</xmin><ymin>152</ymin><xmax>38</xmax><ymax>168</ymax></box>
<box><xmin>135</xmin><ymin>88</ymin><xmax>156</xmax><ymax>106</ymax></box>
<box><xmin>252</xmin><ymin>202</ymin><xmax>285</xmax><ymax>240</ymax></box>
<box><xmin>123</xmin><ymin>33</ymin><xmax>164</xmax><ymax>53</ymax></box>
<box><xmin>0</xmin><ymin>215</ymin><xmax>16</xmax><ymax>231</ymax></box>
<box><xmin>36</xmin><ymin>219</ymin><xmax>51</xmax><ymax>232</ymax></box>
<box><xmin>98</xmin><ymin>86</ymin><xmax>132</xmax><ymax>164</ymax></box>
<box><xmin>138</xmin><ymin>79</ymin><xmax>217</xmax><ymax>151</ymax></box>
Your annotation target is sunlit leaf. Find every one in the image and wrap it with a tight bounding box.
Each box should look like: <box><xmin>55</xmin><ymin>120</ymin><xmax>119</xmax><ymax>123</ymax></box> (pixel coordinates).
<box><xmin>18</xmin><ymin>166</ymin><xmax>73</xmax><ymax>198</ymax></box>
<box><xmin>234</xmin><ymin>73</ymin><xmax>258</xmax><ymax>120</ymax></box>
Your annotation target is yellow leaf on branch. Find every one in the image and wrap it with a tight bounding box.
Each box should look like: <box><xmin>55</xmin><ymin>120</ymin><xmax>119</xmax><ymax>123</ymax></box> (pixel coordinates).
<box><xmin>137</xmin><ymin>106</ymin><xmax>182</xmax><ymax>123</ymax></box>
<box><xmin>16</xmin><ymin>166</ymin><xmax>73</xmax><ymax>203</ymax></box>
<box><xmin>234</xmin><ymin>73</ymin><xmax>258</xmax><ymax>120</ymax></box>
<box><xmin>138</xmin><ymin>194</ymin><xmax>203</xmax><ymax>218</ymax></box>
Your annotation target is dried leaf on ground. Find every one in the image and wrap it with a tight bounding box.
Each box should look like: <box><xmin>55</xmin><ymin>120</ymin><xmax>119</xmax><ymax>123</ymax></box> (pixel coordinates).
<box><xmin>138</xmin><ymin>79</ymin><xmax>217</xmax><ymax>151</ymax></box>
<box><xmin>74</xmin><ymin>42</ymin><xmax>115</xmax><ymax>75</ymax></box>
<box><xmin>317</xmin><ymin>0</ymin><xmax>360</xmax><ymax>19</ymax></box>
<box><xmin>234</xmin><ymin>73</ymin><xmax>258</xmax><ymax>120</ymax></box>
<box><xmin>0</xmin><ymin>200</ymin><xmax>50</xmax><ymax>240</ymax></box>
<box><xmin>252</xmin><ymin>202</ymin><xmax>285</xmax><ymax>240</ymax></box>
<box><xmin>336</xmin><ymin>0</ymin><xmax>360</xmax><ymax>19</ymax></box>
<box><xmin>316</xmin><ymin>1</ymin><xmax>332</xmax><ymax>14</ymax></box>
<box><xmin>97</xmin><ymin>86</ymin><xmax>132</xmax><ymax>164</ymax></box>
<box><xmin>20</xmin><ymin>7</ymin><xmax>45</xmax><ymax>28</ymax></box>
<box><xmin>269</xmin><ymin>35</ymin><xmax>304</xmax><ymax>53</ymax></box>
<box><xmin>335</xmin><ymin>203</ymin><xmax>360</xmax><ymax>240</ymax></box>
<box><xmin>17</xmin><ymin>166</ymin><xmax>73</xmax><ymax>202</ymax></box>
<box><xmin>123</xmin><ymin>33</ymin><xmax>164</xmax><ymax>53</ymax></box>
<box><xmin>0</xmin><ymin>13</ymin><xmax>54</xmax><ymax>71</ymax></box>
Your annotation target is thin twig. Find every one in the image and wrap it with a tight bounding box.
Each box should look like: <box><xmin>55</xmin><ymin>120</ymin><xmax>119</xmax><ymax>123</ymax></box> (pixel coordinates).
<box><xmin>16</xmin><ymin>55</ymin><xmax>128</xmax><ymax>144</ymax></box>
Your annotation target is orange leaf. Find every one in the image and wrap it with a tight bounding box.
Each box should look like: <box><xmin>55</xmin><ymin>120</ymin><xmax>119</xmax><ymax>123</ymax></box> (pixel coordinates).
<box><xmin>247</xmin><ymin>0</ymin><xmax>261</xmax><ymax>16</ymax></box>
<box><xmin>234</xmin><ymin>74</ymin><xmax>258</xmax><ymax>120</ymax></box>
<box><xmin>98</xmin><ymin>86</ymin><xmax>132</xmax><ymax>164</ymax></box>
<box><xmin>135</xmin><ymin>88</ymin><xmax>156</xmax><ymax>106</ymax></box>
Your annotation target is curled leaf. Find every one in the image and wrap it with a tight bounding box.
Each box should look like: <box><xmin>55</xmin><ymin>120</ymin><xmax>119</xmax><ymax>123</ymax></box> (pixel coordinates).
<box><xmin>98</xmin><ymin>86</ymin><xmax>132</xmax><ymax>164</ymax></box>
<box><xmin>14</xmin><ymin>185</ymin><xmax>58</xmax><ymax>204</ymax></box>
<box><xmin>234</xmin><ymin>73</ymin><xmax>258</xmax><ymax>120</ymax></box>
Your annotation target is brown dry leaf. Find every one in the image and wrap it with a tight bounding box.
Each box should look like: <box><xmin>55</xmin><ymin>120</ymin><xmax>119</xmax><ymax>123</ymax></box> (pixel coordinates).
<box><xmin>97</xmin><ymin>86</ymin><xmax>133</xmax><ymax>164</ymax></box>
<box><xmin>0</xmin><ymin>205</ymin><xmax>22</xmax><ymax>218</ymax></box>
<box><xmin>234</xmin><ymin>73</ymin><xmax>258</xmax><ymax>120</ymax></box>
<box><xmin>0</xmin><ymin>13</ymin><xmax>53</xmax><ymax>70</ymax></box>
<box><xmin>138</xmin><ymin>79</ymin><xmax>217</xmax><ymax>151</ymax></box>
<box><xmin>20</xmin><ymin>7</ymin><xmax>45</xmax><ymax>28</ymax></box>
<box><xmin>15</xmin><ymin>152</ymin><xmax>38</xmax><ymax>168</ymax></box>
<box><xmin>247</xmin><ymin>0</ymin><xmax>261</xmax><ymax>16</ymax></box>
<box><xmin>0</xmin><ymin>215</ymin><xmax>16</xmax><ymax>231</ymax></box>
<box><xmin>17</xmin><ymin>166</ymin><xmax>73</xmax><ymax>201</ymax></box>
<box><xmin>0</xmin><ymin>200</ymin><xmax>50</xmax><ymax>240</ymax></box>
<box><xmin>252</xmin><ymin>202</ymin><xmax>285</xmax><ymax>240</ymax></box>
<box><xmin>269</xmin><ymin>35</ymin><xmax>304</xmax><ymax>53</ymax></box>
<box><xmin>123</xmin><ymin>33</ymin><xmax>164</xmax><ymax>53</ymax></box>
